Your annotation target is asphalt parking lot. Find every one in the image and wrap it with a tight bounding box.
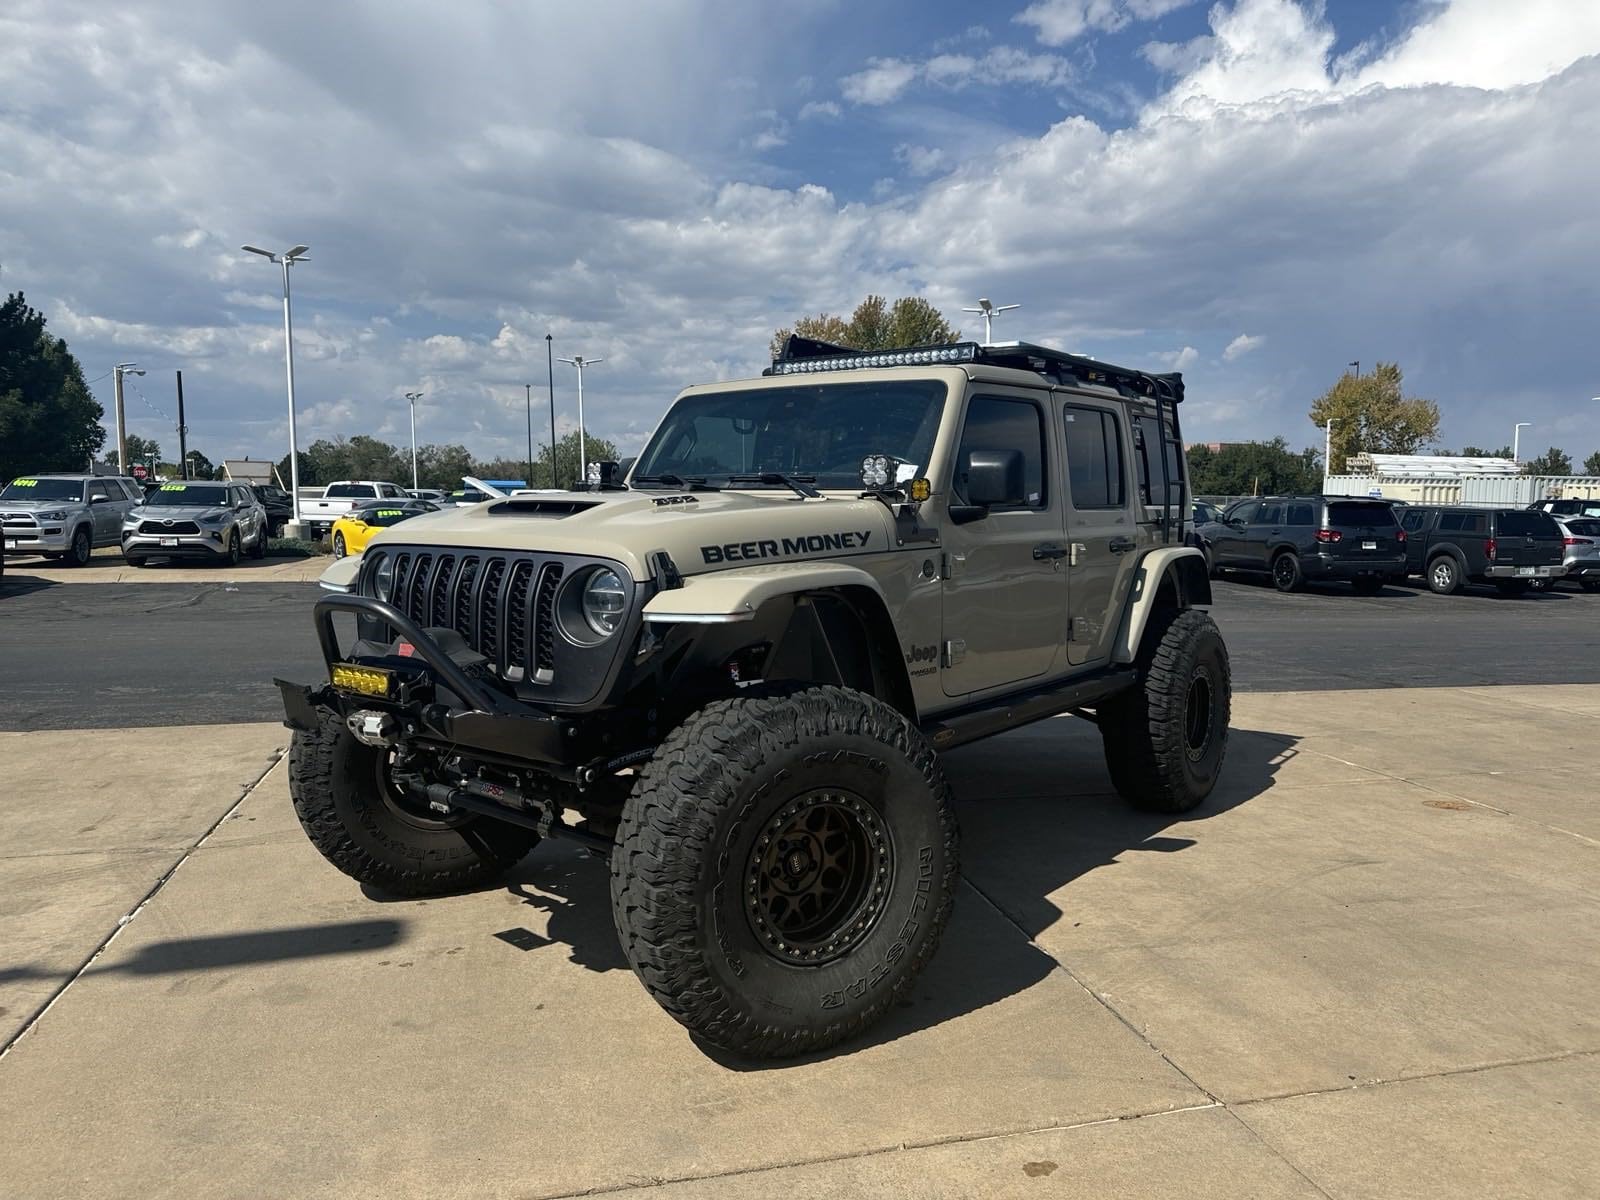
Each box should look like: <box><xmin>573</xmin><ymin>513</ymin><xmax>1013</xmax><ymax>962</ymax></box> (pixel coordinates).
<box><xmin>2</xmin><ymin>564</ymin><xmax>1598</xmax><ymax>1197</ymax></box>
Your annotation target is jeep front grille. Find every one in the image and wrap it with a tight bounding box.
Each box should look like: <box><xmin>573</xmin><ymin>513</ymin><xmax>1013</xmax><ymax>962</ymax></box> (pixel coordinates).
<box><xmin>371</xmin><ymin>549</ymin><xmax>571</xmax><ymax>686</ymax></box>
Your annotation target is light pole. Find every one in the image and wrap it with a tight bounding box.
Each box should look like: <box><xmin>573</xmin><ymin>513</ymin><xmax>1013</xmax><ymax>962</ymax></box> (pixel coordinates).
<box><xmin>242</xmin><ymin>243</ymin><xmax>311</xmax><ymax>534</ymax></box>
<box><xmin>1348</xmin><ymin>360</ymin><xmax>1359</xmax><ymax>376</ymax></box>
<box><xmin>112</xmin><ymin>363</ymin><xmax>145</xmax><ymax>473</ymax></box>
<box><xmin>524</xmin><ymin>383</ymin><xmax>534</xmax><ymax>486</ymax></box>
<box><xmin>1513</xmin><ymin>422</ymin><xmax>1531</xmax><ymax>465</ymax></box>
<box><xmin>961</xmin><ymin>297</ymin><xmax>1020</xmax><ymax>344</ymax></box>
<box><xmin>545</xmin><ymin>334</ymin><xmax>557</xmax><ymax>488</ymax></box>
<box><xmin>404</xmin><ymin>391</ymin><xmax>424</xmax><ymax>490</ymax></box>
<box><xmin>557</xmin><ymin>354</ymin><xmax>603</xmax><ymax>483</ymax></box>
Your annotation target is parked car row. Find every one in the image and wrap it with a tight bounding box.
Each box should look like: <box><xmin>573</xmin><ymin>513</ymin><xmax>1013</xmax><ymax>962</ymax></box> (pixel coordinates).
<box><xmin>1192</xmin><ymin>495</ymin><xmax>1591</xmax><ymax>595</ymax></box>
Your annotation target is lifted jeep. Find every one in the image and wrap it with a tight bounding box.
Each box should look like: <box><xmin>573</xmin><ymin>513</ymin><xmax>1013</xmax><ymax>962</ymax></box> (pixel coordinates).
<box><xmin>277</xmin><ymin>334</ymin><xmax>1228</xmax><ymax>1057</ymax></box>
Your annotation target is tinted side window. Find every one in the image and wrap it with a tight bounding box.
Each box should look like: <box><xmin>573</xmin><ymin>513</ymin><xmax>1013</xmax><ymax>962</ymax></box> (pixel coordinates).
<box><xmin>1288</xmin><ymin>504</ymin><xmax>1315</xmax><ymax>526</ymax></box>
<box><xmin>1440</xmin><ymin>512</ymin><xmax>1466</xmax><ymax>532</ymax></box>
<box><xmin>1229</xmin><ymin>501</ymin><xmax>1260</xmax><ymax>525</ymax></box>
<box><xmin>1255</xmin><ymin>504</ymin><xmax>1282</xmax><ymax>525</ymax></box>
<box><xmin>1401</xmin><ymin>509</ymin><xmax>1426</xmax><ymax>531</ymax></box>
<box><xmin>1496</xmin><ymin>511</ymin><xmax>1556</xmax><ymax>537</ymax></box>
<box><xmin>1131</xmin><ymin>413</ymin><xmax>1182</xmax><ymax>505</ymax></box>
<box><xmin>1062</xmin><ymin>404</ymin><xmax>1125</xmax><ymax>509</ymax></box>
<box><xmin>1328</xmin><ymin>501</ymin><xmax>1399</xmax><ymax>528</ymax></box>
<box><xmin>88</xmin><ymin>481</ymin><xmax>110</xmax><ymax>501</ymax></box>
<box><xmin>955</xmin><ymin>396</ymin><xmax>1046</xmax><ymax>510</ymax></box>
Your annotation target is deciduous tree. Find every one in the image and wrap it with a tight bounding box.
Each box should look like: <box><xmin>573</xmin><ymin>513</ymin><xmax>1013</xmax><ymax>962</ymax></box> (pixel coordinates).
<box><xmin>1308</xmin><ymin>363</ymin><xmax>1440</xmax><ymax>473</ymax></box>
<box><xmin>1188</xmin><ymin>438</ymin><xmax>1322</xmax><ymax>497</ymax></box>
<box><xmin>1584</xmin><ymin>451</ymin><xmax>1600</xmax><ymax>476</ymax></box>
<box><xmin>771</xmin><ymin>295</ymin><xmax>960</xmax><ymax>358</ymax></box>
<box><xmin>1521</xmin><ymin>447</ymin><xmax>1572</xmax><ymax>477</ymax></box>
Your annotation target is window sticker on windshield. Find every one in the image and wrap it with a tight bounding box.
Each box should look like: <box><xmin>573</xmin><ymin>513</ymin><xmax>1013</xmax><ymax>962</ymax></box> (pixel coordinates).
<box><xmin>374</xmin><ymin>509</ymin><xmax>403</xmax><ymax>518</ymax></box>
<box><xmin>13</xmin><ymin>479</ymin><xmax>37</xmax><ymax>487</ymax></box>
<box><xmin>159</xmin><ymin>484</ymin><xmax>186</xmax><ymax>491</ymax></box>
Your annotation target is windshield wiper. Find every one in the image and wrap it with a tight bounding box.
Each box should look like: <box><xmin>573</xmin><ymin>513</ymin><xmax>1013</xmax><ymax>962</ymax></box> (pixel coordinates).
<box><xmin>726</xmin><ymin>472</ymin><xmax>820</xmax><ymax>499</ymax></box>
<box><xmin>631</xmin><ymin>473</ymin><xmax>721</xmax><ymax>492</ymax></box>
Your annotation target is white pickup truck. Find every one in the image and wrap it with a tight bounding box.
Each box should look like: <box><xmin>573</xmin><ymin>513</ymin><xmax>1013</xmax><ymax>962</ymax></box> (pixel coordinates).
<box><xmin>299</xmin><ymin>480</ymin><xmax>410</xmax><ymax>539</ymax></box>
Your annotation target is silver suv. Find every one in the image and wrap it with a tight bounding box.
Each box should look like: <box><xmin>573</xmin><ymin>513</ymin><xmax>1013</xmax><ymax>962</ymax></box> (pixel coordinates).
<box><xmin>1</xmin><ymin>473</ymin><xmax>144</xmax><ymax>566</ymax></box>
<box><xmin>122</xmin><ymin>481</ymin><xmax>270</xmax><ymax>566</ymax></box>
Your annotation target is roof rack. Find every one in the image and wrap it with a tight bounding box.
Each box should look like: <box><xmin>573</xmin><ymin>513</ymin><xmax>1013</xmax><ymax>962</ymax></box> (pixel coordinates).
<box><xmin>766</xmin><ymin>334</ymin><xmax>1184</xmax><ymax>404</ymax></box>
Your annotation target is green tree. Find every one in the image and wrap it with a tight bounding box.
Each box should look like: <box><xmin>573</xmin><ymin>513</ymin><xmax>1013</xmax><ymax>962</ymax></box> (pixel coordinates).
<box><xmin>1583</xmin><ymin>451</ymin><xmax>1600</xmax><ymax>476</ymax></box>
<box><xmin>1188</xmin><ymin>438</ymin><xmax>1323</xmax><ymax>497</ymax></box>
<box><xmin>1460</xmin><ymin>445</ymin><xmax>1513</xmax><ymax>458</ymax></box>
<box><xmin>416</xmin><ymin>443</ymin><xmax>478</xmax><ymax>491</ymax></box>
<box><xmin>124</xmin><ymin>435</ymin><xmax>163</xmax><ymax>467</ymax></box>
<box><xmin>525</xmin><ymin>430</ymin><xmax>622</xmax><ymax>490</ymax></box>
<box><xmin>771</xmin><ymin>295</ymin><xmax>960</xmax><ymax>358</ymax></box>
<box><xmin>1521</xmin><ymin>447</ymin><xmax>1572</xmax><ymax>477</ymax></box>
<box><xmin>182</xmin><ymin>449</ymin><xmax>216</xmax><ymax>480</ymax></box>
<box><xmin>1308</xmin><ymin>363</ymin><xmax>1440</xmax><ymax>473</ymax></box>
<box><xmin>0</xmin><ymin>292</ymin><xmax>105</xmax><ymax>481</ymax></box>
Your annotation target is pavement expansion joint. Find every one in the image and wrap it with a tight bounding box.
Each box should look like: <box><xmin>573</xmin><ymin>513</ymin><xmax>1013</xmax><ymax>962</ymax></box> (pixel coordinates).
<box><xmin>0</xmin><ymin>751</ymin><xmax>287</xmax><ymax>1061</ymax></box>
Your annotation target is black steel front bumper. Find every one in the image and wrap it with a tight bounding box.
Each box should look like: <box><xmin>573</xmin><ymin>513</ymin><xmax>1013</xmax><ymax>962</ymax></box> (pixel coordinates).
<box><xmin>275</xmin><ymin>593</ymin><xmax>580</xmax><ymax>769</ymax></box>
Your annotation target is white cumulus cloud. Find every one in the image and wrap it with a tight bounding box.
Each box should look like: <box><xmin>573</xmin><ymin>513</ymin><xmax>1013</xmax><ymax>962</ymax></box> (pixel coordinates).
<box><xmin>1223</xmin><ymin>334</ymin><xmax>1264</xmax><ymax>361</ymax></box>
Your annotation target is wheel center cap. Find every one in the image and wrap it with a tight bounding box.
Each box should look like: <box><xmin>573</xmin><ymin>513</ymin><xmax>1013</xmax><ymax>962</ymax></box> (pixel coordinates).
<box><xmin>785</xmin><ymin>849</ymin><xmax>812</xmax><ymax>877</ymax></box>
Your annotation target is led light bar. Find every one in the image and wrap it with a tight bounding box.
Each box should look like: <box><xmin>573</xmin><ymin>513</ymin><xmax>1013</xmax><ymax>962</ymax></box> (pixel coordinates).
<box><xmin>772</xmin><ymin>343</ymin><xmax>978</xmax><ymax>375</ymax></box>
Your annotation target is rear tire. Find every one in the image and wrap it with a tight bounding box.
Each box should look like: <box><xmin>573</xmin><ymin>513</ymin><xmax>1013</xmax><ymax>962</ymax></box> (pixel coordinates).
<box><xmin>1101</xmin><ymin>609</ymin><xmax>1231</xmax><ymax>814</ymax></box>
<box><xmin>1427</xmin><ymin>555</ymin><xmax>1462</xmax><ymax>595</ymax></box>
<box><xmin>612</xmin><ymin>685</ymin><xmax>958</xmax><ymax>1058</ymax></box>
<box><xmin>1271</xmin><ymin>551</ymin><xmax>1304</xmax><ymax>593</ymax></box>
<box><xmin>288</xmin><ymin>710</ymin><xmax>538</xmax><ymax>897</ymax></box>
<box><xmin>333</xmin><ymin>532</ymin><xmax>347</xmax><ymax>559</ymax></box>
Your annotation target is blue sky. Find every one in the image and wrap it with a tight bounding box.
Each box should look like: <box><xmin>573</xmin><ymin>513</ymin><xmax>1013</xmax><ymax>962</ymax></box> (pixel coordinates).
<box><xmin>3</xmin><ymin>0</ymin><xmax>1599</xmax><ymax>470</ymax></box>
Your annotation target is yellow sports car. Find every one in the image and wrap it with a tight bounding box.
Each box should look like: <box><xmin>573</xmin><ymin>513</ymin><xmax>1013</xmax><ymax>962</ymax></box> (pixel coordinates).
<box><xmin>330</xmin><ymin>500</ymin><xmax>441</xmax><ymax>558</ymax></box>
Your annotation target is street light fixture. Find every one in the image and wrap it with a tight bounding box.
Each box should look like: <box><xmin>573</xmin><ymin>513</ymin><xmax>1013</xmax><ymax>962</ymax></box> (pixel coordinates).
<box><xmin>242</xmin><ymin>243</ymin><xmax>311</xmax><ymax>534</ymax></box>
<box><xmin>112</xmin><ymin>363</ymin><xmax>146</xmax><ymax>474</ymax></box>
<box><xmin>1513</xmin><ymin>422</ymin><xmax>1531</xmax><ymax>464</ymax></box>
<box><xmin>404</xmin><ymin>391</ymin><xmax>425</xmax><ymax>491</ymax></box>
<box><xmin>961</xmin><ymin>297</ymin><xmax>1020</xmax><ymax>344</ymax></box>
<box><xmin>557</xmin><ymin>354</ymin><xmax>604</xmax><ymax>483</ymax></box>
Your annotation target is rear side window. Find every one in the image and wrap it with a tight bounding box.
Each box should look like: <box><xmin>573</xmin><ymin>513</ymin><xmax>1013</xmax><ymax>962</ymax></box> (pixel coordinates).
<box><xmin>1062</xmin><ymin>404</ymin><xmax>1125</xmax><ymax>509</ymax></box>
<box><xmin>1401</xmin><ymin>509</ymin><xmax>1427</xmax><ymax>531</ymax></box>
<box><xmin>955</xmin><ymin>396</ymin><xmax>1047</xmax><ymax>509</ymax></box>
<box><xmin>1287</xmin><ymin>503</ymin><xmax>1315</xmax><ymax>526</ymax></box>
<box><xmin>1131</xmin><ymin>413</ymin><xmax>1182</xmax><ymax>505</ymax></box>
<box><xmin>1440</xmin><ymin>512</ymin><xmax>1467</xmax><ymax>532</ymax></box>
<box><xmin>1566</xmin><ymin>520</ymin><xmax>1600</xmax><ymax>536</ymax></box>
<box><xmin>1328</xmin><ymin>501</ymin><xmax>1398</xmax><ymax>529</ymax></box>
<box><xmin>1496</xmin><ymin>511</ymin><xmax>1557</xmax><ymax>537</ymax></box>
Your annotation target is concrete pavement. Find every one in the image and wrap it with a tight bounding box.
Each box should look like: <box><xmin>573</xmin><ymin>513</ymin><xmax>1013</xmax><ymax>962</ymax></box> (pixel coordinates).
<box><xmin>0</xmin><ymin>687</ymin><xmax>1596</xmax><ymax>1198</ymax></box>
<box><xmin>2</xmin><ymin>545</ymin><xmax>330</xmax><ymax>585</ymax></box>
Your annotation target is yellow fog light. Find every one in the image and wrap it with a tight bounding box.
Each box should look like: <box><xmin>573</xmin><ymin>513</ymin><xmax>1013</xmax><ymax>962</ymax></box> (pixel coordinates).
<box><xmin>331</xmin><ymin>663</ymin><xmax>395</xmax><ymax>698</ymax></box>
<box><xmin>908</xmin><ymin>478</ymin><xmax>931</xmax><ymax>502</ymax></box>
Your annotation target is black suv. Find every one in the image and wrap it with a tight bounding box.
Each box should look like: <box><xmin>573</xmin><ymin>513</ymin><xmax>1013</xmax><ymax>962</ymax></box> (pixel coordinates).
<box><xmin>1207</xmin><ymin>495</ymin><xmax>1407</xmax><ymax>593</ymax></box>
<box><xmin>1399</xmin><ymin>506</ymin><xmax>1566</xmax><ymax>594</ymax></box>
<box><xmin>249</xmin><ymin>484</ymin><xmax>294</xmax><ymax>537</ymax></box>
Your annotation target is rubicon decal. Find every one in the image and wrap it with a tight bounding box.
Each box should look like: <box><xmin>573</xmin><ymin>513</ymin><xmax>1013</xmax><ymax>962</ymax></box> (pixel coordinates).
<box><xmin>701</xmin><ymin>530</ymin><xmax>873</xmax><ymax>564</ymax></box>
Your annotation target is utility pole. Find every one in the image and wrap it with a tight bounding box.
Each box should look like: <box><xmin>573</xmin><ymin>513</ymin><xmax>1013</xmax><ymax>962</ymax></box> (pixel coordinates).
<box><xmin>525</xmin><ymin>383</ymin><xmax>534</xmax><ymax>485</ymax></box>
<box><xmin>545</xmin><ymin>333</ymin><xmax>557</xmax><ymax>488</ymax></box>
<box><xmin>557</xmin><ymin>354</ymin><xmax>604</xmax><ymax>482</ymax></box>
<box><xmin>176</xmin><ymin>371</ymin><xmax>189</xmax><ymax>479</ymax></box>
<box><xmin>242</xmin><ymin>244</ymin><xmax>311</xmax><ymax>534</ymax></box>
<box><xmin>1324</xmin><ymin>418</ymin><xmax>1337</xmax><ymax>489</ymax></box>
<box><xmin>112</xmin><ymin>363</ymin><xmax>144</xmax><ymax>474</ymax></box>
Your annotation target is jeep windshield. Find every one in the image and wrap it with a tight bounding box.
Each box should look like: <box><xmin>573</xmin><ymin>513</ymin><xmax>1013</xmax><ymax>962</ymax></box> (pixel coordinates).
<box><xmin>144</xmin><ymin>485</ymin><xmax>229</xmax><ymax>507</ymax></box>
<box><xmin>2</xmin><ymin>478</ymin><xmax>84</xmax><ymax>501</ymax></box>
<box><xmin>633</xmin><ymin>379</ymin><xmax>947</xmax><ymax>491</ymax></box>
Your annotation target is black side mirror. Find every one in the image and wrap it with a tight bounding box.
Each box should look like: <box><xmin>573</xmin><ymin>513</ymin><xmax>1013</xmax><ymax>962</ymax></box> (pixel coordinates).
<box><xmin>963</xmin><ymin>449</ymin><xmax>1025</xmax><ymax>507</ymax></box>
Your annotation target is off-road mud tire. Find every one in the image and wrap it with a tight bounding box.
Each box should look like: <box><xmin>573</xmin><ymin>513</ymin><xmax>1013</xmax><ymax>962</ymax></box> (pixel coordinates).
<box><xmin>288</xmin><ymin>709</ymin><xmax>538</xmax><ymax>897</ymax></box>
<box><xmin>611</xmin><ymin>685</ymin><xmax>959</xmax><ymax>1058</ymax></box>
<box><xmin>1100</xmin><ymin>608</ymin><xmax>1230</xmax><ymax>814</ymax></box>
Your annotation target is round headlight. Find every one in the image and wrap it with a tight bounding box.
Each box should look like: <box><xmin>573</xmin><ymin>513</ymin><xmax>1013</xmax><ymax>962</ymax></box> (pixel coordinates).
<box><xmin>582</xmin><ymin>567</ymin><xmax>627</xmax><ymax>637</ymax></box>
<box><xmin>373</xmin><ymin>554</ymin><xmax>395</xmax><ymax>600</ymax></box>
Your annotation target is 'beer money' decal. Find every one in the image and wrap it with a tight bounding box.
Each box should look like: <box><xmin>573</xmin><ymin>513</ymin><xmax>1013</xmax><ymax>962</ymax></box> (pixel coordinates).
<box><xmin>701</xmin><ymin>530</ymin><xmax>873</xmax><ymax>564</ymax></box>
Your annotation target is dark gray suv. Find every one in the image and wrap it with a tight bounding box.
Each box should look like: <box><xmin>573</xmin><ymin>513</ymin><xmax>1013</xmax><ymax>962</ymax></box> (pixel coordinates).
<box><xmin>1203</xmin><ymin>495</ymin><xmax>1408</xmax><ymax>593</ymax></box>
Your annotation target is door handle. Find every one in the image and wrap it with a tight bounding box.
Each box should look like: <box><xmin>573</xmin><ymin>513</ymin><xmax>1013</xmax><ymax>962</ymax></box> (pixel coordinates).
<box><xmin>1033</xmin><ymin>543</ymin><xmax>1068</xmax><ymax>560</ymax></box>
<box><xmin>1109</xmin><ymin>537</ymin><xmax>1137</xmax><ymax>554</ymax></box>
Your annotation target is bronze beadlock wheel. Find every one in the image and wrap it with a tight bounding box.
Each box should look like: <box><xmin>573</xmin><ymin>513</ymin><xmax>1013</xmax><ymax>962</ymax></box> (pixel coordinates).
<box><xmin>746</xmin><ymin>790</ymin><xmax>893</xmax><ymax>966</ymax></box>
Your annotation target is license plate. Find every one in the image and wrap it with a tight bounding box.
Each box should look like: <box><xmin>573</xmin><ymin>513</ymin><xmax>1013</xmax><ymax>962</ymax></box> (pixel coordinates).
<box><xmin>4</xmin><ymin>539</ymin><xmax>15</xmax><ymax>549</ymax></box>
<box><xmin>160</xmin><ymin>536</ymin><xmax>179</xmax><ymax>547</ymax></box>
<box><xmin>1362</xmin><ymin>540</ymin><xmax>1377</xmax><ymax>550</ymax></box>
<box><xmin>331</xmin><ymin>663</ymin><xmax>395</xmax><ymax>698</ymax></box>
<box><xmin>1517</xmin><ymin>566</ymin><xmax>1544</xmax><ymax>577</ymax></box>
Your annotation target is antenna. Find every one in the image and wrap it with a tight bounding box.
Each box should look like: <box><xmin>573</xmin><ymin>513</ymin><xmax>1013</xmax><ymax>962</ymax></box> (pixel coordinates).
<box><xmin>960</xmin><ymin>297</ymin><xmax>1021</xmax><ymax>344</ymax></box>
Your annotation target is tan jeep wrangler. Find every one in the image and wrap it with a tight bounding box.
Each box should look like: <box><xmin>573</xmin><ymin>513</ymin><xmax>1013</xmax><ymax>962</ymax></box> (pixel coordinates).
<box><xmin>277</xmin><ymin>335</ymin><xmax>1228</xmax><ymax>1057</ymax></box>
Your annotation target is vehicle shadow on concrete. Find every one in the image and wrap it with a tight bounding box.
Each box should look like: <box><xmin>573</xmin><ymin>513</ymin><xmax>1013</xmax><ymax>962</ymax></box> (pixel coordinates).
<box><xmin>0</xmin><ymin>571</ymin><xmax>56</xmax><ymax>597</ymax></box>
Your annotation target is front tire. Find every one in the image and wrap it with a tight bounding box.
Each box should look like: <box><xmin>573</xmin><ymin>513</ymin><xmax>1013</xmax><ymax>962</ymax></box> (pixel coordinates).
<box><xmin>332</xmin><ymin>532</ymin><xmax>347</xmax><ymax>559</ymax></box>
<box><xmin>222</xmin><ymin>528</ymin><xmax>242</xmax><ymax>566</ymax></box>
<box><xmin>1101</xmin><ymin>609</ymin><xmax>1231</xmax><ymax>814</ymax></box>
<box><xmin>612</xmin><ymin>685</ymin><xmax>959</xmax><ymax>1058</ymax></box>
<box><xmin>1271</xmin><ymin>551</ymin><xmax>1304</xmax><ymax>593</ymax></box>
<box><xmin>288</xmin><ymin>710</ymin><xmax>539</xmax><ymax>896</ymax></box>
<box><xmin>66</xmin><ymin>526</ymin><xmax>92</xmax><ymax>567</ymax></box>
<box><xmin>249</xmin><ymin>525</ymin><xmax>268</xmax><ymax>559</ymax></box>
